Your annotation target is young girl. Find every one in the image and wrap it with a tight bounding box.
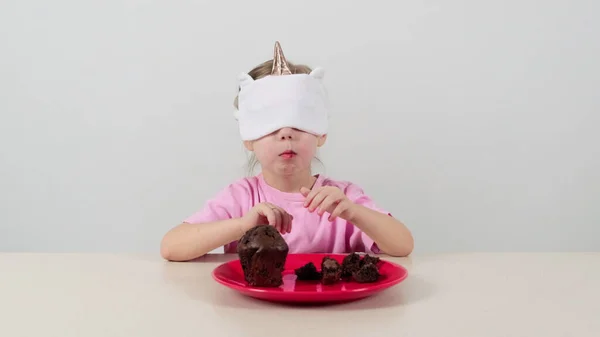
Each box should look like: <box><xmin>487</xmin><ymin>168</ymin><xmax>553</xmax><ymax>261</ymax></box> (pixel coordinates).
<box><xmin>160</xmin><ymin>42</ymin><xmax>413</xmax><ymax>261</ymax></box>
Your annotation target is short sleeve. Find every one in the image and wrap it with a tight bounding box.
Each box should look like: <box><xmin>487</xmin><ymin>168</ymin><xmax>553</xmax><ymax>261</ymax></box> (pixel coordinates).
<box><xmin>344</xmin><ymin>183</ymin><xmax>392</xmax><ymax>254</ymax></box>
<box><xmin>183</xmin><ymin>182</ymin><xmax>250</xmax><ymax>224</ymax></box>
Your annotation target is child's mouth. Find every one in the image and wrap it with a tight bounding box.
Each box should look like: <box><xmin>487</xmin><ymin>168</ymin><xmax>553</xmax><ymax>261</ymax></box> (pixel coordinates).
<box><xmin>279</xmin><ymin>150</ymin><xmax>297</xmax><ymax>159</ymax></box>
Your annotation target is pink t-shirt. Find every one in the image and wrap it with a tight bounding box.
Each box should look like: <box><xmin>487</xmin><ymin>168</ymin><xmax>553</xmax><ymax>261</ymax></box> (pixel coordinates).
<box><xmin>183</xmin><ymin>174</ymin><xmax>389</xmax><ymax>254</ymax></box>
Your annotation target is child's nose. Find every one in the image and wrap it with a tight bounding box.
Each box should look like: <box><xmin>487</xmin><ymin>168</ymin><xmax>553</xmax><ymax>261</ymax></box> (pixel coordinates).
<box><xmin>278</xmin><ymin>127</ymin><xmax>294</xmax><ymax>140</ymax></box>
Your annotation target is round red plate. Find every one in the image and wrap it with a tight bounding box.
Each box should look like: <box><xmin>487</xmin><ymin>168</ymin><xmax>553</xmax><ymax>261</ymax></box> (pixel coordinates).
<box><xmin>212</xmin><ymin>253</ymin><xmax>408</xmax><ymax>303</ymax></box>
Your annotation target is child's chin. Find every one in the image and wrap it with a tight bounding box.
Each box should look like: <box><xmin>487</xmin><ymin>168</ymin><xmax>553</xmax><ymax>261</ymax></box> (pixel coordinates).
<box><xmin>275</xmin><ymin>164</ymin><xmax>304</xmax><ymax>176</ymax></box>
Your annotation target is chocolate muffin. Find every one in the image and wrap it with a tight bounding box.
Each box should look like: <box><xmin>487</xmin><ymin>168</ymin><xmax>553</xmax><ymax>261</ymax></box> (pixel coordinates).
<box><xmin>321</xmin><ymin>256</ymin><xmax>342</xmax><ymax>285</ymax></box>
<box><xmin>294</xmin><ymin>262</ymin><xmax>322</xmax><ymax>281</ymax></box>
<box><xmin>353</xmin><ymin>262</ymin><xmax>380</xmax><ymax>283</ymax></box>
<box><xmin>341</xmin><ymin>252</ymin><xmax>361</xmax><ymax>279</ymax></box>
<box><xmin>236</xmin><ymin>225</ymin><xmax>289</xmax><ymax>287</ymax></box>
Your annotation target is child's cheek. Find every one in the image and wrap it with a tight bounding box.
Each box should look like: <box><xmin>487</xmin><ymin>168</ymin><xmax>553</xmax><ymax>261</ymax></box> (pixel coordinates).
<box><xmin>265</xmin><ymin>143</ymin><xmax>280</xmax><ymax>158</ymax></box>
<box><xmin>295</xmin><ymin>143</ymin><xmax>316</xmax><ymax>159</ymax></box>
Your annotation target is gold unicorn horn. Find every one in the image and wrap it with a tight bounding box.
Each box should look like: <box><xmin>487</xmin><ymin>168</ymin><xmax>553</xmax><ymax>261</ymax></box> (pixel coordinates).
<box><xmin>271</xmin><ymin>41</ymin><xmax>292</xmax><ymax>75</ymax></box>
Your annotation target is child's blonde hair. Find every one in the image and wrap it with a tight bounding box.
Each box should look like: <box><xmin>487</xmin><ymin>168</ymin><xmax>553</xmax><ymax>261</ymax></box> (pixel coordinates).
<box><xmin>234</xmin><ymin>59</ymin><xmax>316</xmax><ymax>176</ymax></box>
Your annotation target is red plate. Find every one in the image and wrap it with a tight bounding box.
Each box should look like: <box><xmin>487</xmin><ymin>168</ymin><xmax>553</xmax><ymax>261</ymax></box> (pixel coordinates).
<box><xmin>212</xmin><ymin>253</ymin><xmax>408</xmax><ymax>303</ymax></box>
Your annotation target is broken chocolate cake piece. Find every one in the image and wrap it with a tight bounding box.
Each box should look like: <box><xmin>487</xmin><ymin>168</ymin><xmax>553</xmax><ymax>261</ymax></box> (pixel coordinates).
<box><xmin>341</xmin><ymin>252</ymin><xmax>361</xmax><ymax>279</ymax></box>
<box><xmin>321</xmin><ymin>256</ymin><xmax>342</xmax><ymax>285</ymax></box>
<box><xmin>294</xmin><ymin>262</ymin><xmax>322</xmax><ymax>281</ymax></box>
<box><xmin>236</xmin><ymin>224</ymin><xmax>289</xmax><ymax>287</ymax></box>
<box><xmin>352</xmin><ymin>262</ymin><xmax>381</xmax><ymax>283</ymax></box>
<box><xmin>360</xmin><ymin>254</ymin><xmax>381</xmax><ymax>267</ymax></box>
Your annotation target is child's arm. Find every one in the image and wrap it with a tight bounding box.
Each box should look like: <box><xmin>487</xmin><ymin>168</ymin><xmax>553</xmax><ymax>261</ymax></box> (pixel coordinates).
<box><xmin>160</xmin><ymin>202</ymin><xmax>292</xmax><ymax>261</ymax></box>
<box><xmin>346</xmin><ymin>205</ymin><xmax>414</xmax><ymax>257</ymax></box>
<box><xmin>301</xmin><ymin>185</ymin><xmax>414</xmax><ymax>257</ymax></box>
<box><xmin>160</xmin><ymin>218</ymin><xmax>247</xmax><ymax>261</ymax></box>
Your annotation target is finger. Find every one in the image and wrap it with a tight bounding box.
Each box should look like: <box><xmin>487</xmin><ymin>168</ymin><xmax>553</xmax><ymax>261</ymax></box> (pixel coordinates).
<box><xmin>274</xmin><ymin>207</ymin><xmax>290</xmax><ymax>234</ymax></box>
<box><xmin>266</xmin><ymin>203</ymin><xmax>289</xmax><ymax>233</ymax></box>
<box><xmin>269</xmin><ymin>204</ymin><xmax>286</xmax><ymax>231</ymax></box>
<box><xmin>303</xmin><ymin>187</ymin><xmax>321</xmax><ymax>207</ymax></box>
<box><xmin>300</xmin><ymin>187</ymin><xmax>311</xmax><ymax>197</ymax></box>
<box><xmin>271</xmin><ymin>208</ymin><xmax>284</xmax><ymax>233</ymax></box>
<box><xmin>273</xmin><ymin>206</ymin><xmax>292</xmax><ymax>234</ymax></box>
<box><xmin>259</xmin><ymin>206</ymin><xmax>278</xmax><ymax>227</ymax></box>
<box><xmin>287</xmin><ymin>211</ymin><xmax>294</xmax><ymax>233</ymax></box>
<box><xmin>318</xmin><ymin>194</ymin><xmax>341</xmax><ymax>216</ymax></box>
<box><xmin>283</xmin><ymin>211</ymin><xmax>292</xmax><ymax>233</ymax></box>
<box><xmin>307</xmin><ymin>190</ymin><xmax>328</xmax><ymax>212</ymax></box>
<box><xmin>329</xmin><ymin>201</ymin><xmax>349</xmax><ymax>221</ymax></box>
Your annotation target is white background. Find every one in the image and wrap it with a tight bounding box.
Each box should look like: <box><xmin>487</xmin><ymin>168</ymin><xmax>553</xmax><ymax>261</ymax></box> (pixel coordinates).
<box><xmin>1</xmin><ymin>1</ymin><xmax>599</xmax><ymax>254</ymax></box>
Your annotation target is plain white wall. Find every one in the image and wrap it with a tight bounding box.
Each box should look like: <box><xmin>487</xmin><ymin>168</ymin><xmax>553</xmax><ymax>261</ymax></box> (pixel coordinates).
<box><xmin>1</xmin><ymin>1</ymin><xmax>599</xmax><ymax>253</ymax></box>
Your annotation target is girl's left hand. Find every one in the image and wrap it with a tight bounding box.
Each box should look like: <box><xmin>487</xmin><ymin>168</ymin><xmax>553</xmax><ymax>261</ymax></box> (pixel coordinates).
<box><xmin>300</xmin><ymin>186</ymin><xmax>357</xmax><ymax>221</ymax></box>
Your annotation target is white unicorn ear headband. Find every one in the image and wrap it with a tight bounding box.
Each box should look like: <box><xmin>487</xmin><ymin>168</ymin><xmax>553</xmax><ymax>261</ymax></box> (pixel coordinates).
<box><xmin>234</xmin><ymin>41</ymin><xmax>329</xmax><ymax>141</ymax></box>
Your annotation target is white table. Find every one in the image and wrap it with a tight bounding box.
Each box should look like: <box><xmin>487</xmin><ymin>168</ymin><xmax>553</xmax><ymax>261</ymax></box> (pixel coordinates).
<box><xmin>1</xmin><ymin>253</ymin><xmax>599</xmax><ymax>336</ymax></box>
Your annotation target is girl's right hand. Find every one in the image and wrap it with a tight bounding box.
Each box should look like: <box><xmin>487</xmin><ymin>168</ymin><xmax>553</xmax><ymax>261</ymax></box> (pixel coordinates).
<box><xmin>241</xmin><ymin>202</ymin><xmax>293</xmax><ymax>235</ymax></box>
